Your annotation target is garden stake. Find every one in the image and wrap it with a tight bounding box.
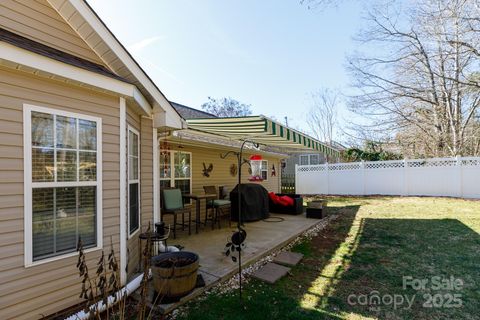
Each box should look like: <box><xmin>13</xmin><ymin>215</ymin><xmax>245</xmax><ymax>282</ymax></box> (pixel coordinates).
<box><xmin>221</xmin><ymin>139</ymin><xmax>259</xmax><ymax>304</ymax></box>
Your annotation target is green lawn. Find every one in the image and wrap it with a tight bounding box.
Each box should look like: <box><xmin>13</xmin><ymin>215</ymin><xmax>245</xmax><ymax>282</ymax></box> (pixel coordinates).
<box><xmin>176</xmin><ymin>197</ymin><xmax>480</xmax><ymax>320</ymax></box>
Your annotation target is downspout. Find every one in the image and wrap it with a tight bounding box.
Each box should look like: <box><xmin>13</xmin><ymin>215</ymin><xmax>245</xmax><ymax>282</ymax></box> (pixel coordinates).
<box><xmin>119</xmin><ymin>97</ymin><xmax>127</xmax><ymax>285</ymax></box>
<box><xmin>157</xmin><ymin>135</ymin><xmax>167</xmax><ymax>224</ymax></box>
<box><xmin>64</xmin><ymin>271</ymin><xmax>150</xmax><ymax>320</ymax></box>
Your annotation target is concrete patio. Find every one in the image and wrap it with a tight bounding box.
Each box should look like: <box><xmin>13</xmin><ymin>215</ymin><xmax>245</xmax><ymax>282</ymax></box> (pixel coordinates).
<box><xmin>144</xmin><ymin>213</ymin><xmax>323</xmax><ymax>314</ymax></box>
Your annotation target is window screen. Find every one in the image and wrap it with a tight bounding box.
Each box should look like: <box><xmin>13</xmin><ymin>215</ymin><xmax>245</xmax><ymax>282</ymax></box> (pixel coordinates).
<box><xmin>30</xmin><ymin>110</ymin><xmax>98</xmax><ymax>261</ymax></box>
<box><xmin>128</xmin><ymin>129</ymin><xmax>140</xmax><ymax>235</ymax></box>
<box><xmin>261</xmin><ymin>160</ymin><xmax>268</xmax><ymax>181</ymax></box>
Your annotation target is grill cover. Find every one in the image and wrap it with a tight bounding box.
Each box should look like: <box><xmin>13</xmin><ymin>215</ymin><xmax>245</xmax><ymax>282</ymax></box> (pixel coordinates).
<box><xmin>230</xmin><ymin>183</ymin><xmax>269</xmax><ymax>222</ymax></box>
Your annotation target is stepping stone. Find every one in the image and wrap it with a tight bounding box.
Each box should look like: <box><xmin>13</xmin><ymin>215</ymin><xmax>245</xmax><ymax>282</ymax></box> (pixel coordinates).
<box><xmin>251</xmin><ymin>262</ymin><xmax>290</xmax><ymax>284</ymax></box>
<box><xmin>273</xmin><ymin>251</ymin><xmax>304</xmax><ymax>267</ymax></box>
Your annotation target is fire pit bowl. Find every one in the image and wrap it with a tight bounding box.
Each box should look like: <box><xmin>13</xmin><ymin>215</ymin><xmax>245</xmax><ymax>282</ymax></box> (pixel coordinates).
<box><xmin>151</xmin><ymin>251</ymin><xmax>199</xmax><ymax>299</ymax></box>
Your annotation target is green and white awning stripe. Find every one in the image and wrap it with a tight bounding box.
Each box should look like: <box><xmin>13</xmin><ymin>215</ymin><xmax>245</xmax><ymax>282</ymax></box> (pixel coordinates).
<box><xmin>186</xmin><ymin>116</ymin><xmax>339</xmax><ymax>157</ymax></box>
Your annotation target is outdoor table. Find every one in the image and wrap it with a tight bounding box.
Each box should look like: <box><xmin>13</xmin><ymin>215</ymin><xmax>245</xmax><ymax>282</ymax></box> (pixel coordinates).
<box><xmin>183</xmin><ymin>193</ymin><xmax>216</xmax><ymax>233</ymax></box>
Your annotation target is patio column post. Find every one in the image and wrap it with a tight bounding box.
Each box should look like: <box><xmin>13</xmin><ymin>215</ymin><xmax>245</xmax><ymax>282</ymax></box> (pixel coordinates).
<box><xmin>153</xmin><ymin>129</ymin><xmax>160</xmax><ymax>224</ymax></box>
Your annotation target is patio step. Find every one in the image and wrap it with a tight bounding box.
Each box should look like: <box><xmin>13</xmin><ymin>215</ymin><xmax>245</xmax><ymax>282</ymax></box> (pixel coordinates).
<box><xmin>251</xmin><ymin>262</ymin><xmax>291</xmax><ymax>284</ymax></box>
<box><xmin>273</xmin><ymin>251</ymin><xmax>304</xmax><ymax>267</ymax></box>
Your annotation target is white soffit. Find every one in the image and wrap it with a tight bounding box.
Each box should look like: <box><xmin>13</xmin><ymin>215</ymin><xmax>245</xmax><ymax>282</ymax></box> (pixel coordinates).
<box><xmin>47</xmin><ymin>0</ymin><xmax>185</xmax><ymax>129</ymax></box>
<box><xmin>0</xmin><ymin>41</ymin><xmax>133</xmax><ymax>97</ymax></box>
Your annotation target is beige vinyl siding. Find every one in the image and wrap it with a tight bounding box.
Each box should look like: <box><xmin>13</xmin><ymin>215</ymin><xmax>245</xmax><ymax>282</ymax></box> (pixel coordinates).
<box><xmin>140</xmin><ymin>117</ymin><xmax>153</xmax><ymax>228</ymax></box>
<box><xmin>126</xmin><ymin>105</ymin><xmax>140</xmax><ymax>278</ymax></box>
<box><xmin>0</xmin><ymin>66</ymin><xmax>120</xmax><ymax>320</ymax></box>
<box><xmin>0</xmin><ymin>0</ymin><xmax>105</xmax><ymax>65</ymax></box>
<box><xmin>160</xmin><ymin>144</ymin><xmax>281</xmax><ymax>228</ymax></box>
<box><xmin>125</xmin><ymin>106</ymin><xmax>154</xmax><ymax>279</ymax></box>
<box><xmin>135</xmin><ymin>117</ymin><xmax>154</xmax><ymax>277</ymax></box>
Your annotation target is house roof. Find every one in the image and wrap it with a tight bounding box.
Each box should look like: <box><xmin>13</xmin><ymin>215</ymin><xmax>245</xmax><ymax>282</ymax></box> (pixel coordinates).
<box><xmin>170</xmin><ymin>101</ymin><xmax>217</xmax><ymax>119</ymax></box>
<box><xmin>329</xmin><ymin>141</ymin><xmax>347</xmax><ymax>151</ymax></box>
<box><xmin>0</xmin><ymin>27</ymin><xmax>127</xmax><ymax>83</ymax></box>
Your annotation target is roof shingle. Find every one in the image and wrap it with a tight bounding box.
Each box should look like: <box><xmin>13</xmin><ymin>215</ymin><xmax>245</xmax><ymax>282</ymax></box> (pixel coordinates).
<box><xmin>170</xmin><ymin>101</ymin><xmax>217</xmax><ymax>119</ymax></box>
<box><xmin>0</xmin><ymin>27</ymin><xmax>128</xmax><ymax>83</ymax></box>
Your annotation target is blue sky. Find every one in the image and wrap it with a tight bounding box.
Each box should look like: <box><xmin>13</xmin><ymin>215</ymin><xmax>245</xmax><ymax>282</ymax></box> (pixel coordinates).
<box><xmin>88</xmin><ymin>0</ymin><xmax>364</xmax><ymax>137</ymax></box>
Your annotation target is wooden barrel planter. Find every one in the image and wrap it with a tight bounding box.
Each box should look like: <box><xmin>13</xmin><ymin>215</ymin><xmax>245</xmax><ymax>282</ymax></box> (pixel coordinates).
<box><xmin>151</xmin><ymin>251</ymin><xmax>199</xmax><ymax>299</ymax></box>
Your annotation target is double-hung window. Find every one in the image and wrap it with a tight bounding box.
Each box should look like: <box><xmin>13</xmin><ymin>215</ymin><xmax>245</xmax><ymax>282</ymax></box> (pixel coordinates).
<box><xmin>300</xmin><ymin>154</ymin><xmax>321</xmax><ymax>165</ymax></box>
<box><xmin>24</xmin><ymin>105</ymin><xmax>102</xmax><ymax>265</ymax></box>
<box><xmin>128</xmin><ymin>127</ymin><xmax>140</xmax><ymax>236</ymax></box>
<box><xmin>159</xmin><ymin>150</ymin><xmax>192</xmax><ymax>197</ymax></box>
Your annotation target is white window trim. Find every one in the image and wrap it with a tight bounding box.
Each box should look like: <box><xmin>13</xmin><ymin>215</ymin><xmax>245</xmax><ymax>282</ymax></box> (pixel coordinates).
<box><xmin>23</xmin><ymin>104</ymin><xmax>103</xmax><ymax>267</ymax></box>
<box><xmin>159</xmin><ymin>150</ymin><xmax>193</xmax><ymax>195</ymax></box>
<box><xmin>127</xmin><ymin>126</ymin><xmax>141</xmax><ymax>238</ymax></box>
<box><xmin>261</xmin><ymin>160</ymin><xmax>269</xmax><ymax>181</ymax></box>
<box><xmin>299</xmin><ymin>154</ymin><xmax>322</xmax><ymax>166</ymax></box>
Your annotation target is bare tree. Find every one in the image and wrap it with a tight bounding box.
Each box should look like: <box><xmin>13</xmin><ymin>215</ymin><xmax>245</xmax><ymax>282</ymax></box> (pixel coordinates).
<box><xmin>306</xmin><ymin>88</ymin><xmax>340</xmax><ymax>144</ymax></box>
<box><xmin>300</xmin><ymin>0</ymin><xmax>342</xmax><ymax>9</ymax></box>
<box><xmin>347</xmin><ymin>0</ymin><xmax>480</xmax><ymax>157</ymax></box>
<box><xmin>201</xmin><ymin>97</ymin><xmax>252</xmax><ymax>117</ymax></box>
<box><xmin>300</xmin><ymin>0</ymin><xmax>374</xmax><ymax>11</ymax></box>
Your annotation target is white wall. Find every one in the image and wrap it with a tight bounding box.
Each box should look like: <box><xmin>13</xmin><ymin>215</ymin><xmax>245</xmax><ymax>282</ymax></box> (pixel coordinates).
<box><xmin>296</xmin><ymin>157</ymin><xmax>480</xmax><ymax>199</ymax></box>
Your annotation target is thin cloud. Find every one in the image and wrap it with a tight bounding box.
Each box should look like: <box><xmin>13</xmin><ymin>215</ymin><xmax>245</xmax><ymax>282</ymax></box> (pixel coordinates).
<box><xmin>127</xmin><ymin>36</ymin><xmax>165</xmax><ymax>54</ymax></box>
<box><xmin>208</xmin><ymin>25</ymin><xmax>256</xmax><ymax>63</ymax></box>
<box><xmin>138</xmin><ymin>56</ymin><xmax>184</xmax><ymax>85</ymax></box>
<box><xmin>126</xmin><ymin>35</ymin><xmax>183</xmax><ymax>85</ymax></box>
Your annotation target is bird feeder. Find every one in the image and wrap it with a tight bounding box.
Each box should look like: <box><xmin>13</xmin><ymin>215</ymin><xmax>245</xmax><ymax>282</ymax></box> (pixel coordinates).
<box><xmin>248</xmin><ymin>154</ymin><xmax>263</xmax><ymax>181</ymax></box>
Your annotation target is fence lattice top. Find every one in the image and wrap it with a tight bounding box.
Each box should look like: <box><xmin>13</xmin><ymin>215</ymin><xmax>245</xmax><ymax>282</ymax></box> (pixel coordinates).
<box><xmin>296</xmin><ymin>157</ymin><xmax>480</xmax><ymax>172</ymax></box>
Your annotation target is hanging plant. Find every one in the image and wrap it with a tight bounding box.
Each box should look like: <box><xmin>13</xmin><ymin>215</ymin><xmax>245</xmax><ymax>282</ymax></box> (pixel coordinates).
<box><xmin>160</xmin><ymin>140</ymin><xmax>170</xmax><ymax>151</ymax></box>
<box><xmin>159</xmin><ymin>133</ymin><xmax>171</xmax><ymax>181</ymax></box>
<box><xmin>160</xmin><ymin>150</ymin><xmax>171</xmax><ymax>177</ymax></box>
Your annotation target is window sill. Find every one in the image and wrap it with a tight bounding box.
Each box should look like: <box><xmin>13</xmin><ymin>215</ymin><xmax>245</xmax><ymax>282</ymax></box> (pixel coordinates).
<box><xmin>25</xmin><ymin>245</ymin><xmax>102</xmax><ymax>268</ymax></box>
<box><xmin>128</xmin><ymin>227</ymin><xmax>140</xmax><ymax>240</ymax></box>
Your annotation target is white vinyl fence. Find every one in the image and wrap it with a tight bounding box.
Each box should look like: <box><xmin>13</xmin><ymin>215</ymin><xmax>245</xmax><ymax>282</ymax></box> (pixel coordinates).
<box><xmin>296</xmin><ymin>157</ymin><xmax>480</xmax><ymax>199</ymax></box>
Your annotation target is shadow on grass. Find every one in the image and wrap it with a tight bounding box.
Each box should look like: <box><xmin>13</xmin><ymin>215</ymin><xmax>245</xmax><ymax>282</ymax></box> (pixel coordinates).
<box><xmin>318</xmin><ymin>218</ymin><xmax>480</xmax><ymax>320</ymax></box>
<box><xmin>178</xmin><ymin>206</ymin><xmax>479</xmax><ymax>320</ymax></box>
<box><xmin>177</xmin><ymin>205</ymin><xmax>361</xmax><ymax>320</ymax></box>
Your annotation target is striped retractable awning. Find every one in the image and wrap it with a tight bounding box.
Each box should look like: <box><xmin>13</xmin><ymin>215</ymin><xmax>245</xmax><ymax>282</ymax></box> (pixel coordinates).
<box><xmin>185</xmin><ymin>116</ymin><xmax>340</xmax><ymax>157</ymax></box>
